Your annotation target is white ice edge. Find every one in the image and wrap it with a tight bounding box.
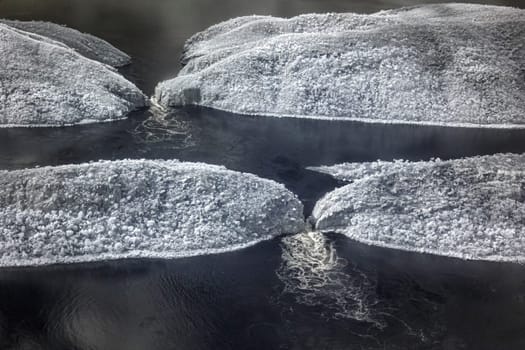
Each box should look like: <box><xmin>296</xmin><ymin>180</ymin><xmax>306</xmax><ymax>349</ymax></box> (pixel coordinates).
<box><xmin>310</xmin><ymin>153</ymin><xmax>525</xmax><ymax>263</ymax></box>
<box><xmin>0</xmin><ymin>116</ymin><xmax>129</xmax><ymax>129</ymax></box>
<box><xmin>0</xmin><ymin>235</ymin><xmax>282</xmax><ymax>268</ymax></box>
<box><xmin>154</xmin><ymin>99</ymin><xmax>525</xmax><ymax>130</ymax></box>
<box><xmin>156</xmin><ymin>5</ymin><xmax>525</xmax><ymax>127</ymax></box>
<box><xmin>323</xmin><ymin>231</ymin><xmax>525</xmax><ymax>263</ymax></box>
<box><xmin>0</xmin><ymin>159</ymin><xmax>305</xmax><ymax>267</ymax></box>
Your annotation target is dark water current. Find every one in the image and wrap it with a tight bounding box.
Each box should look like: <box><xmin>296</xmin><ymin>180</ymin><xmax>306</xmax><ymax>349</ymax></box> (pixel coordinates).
<box><xmin>1</xmin><ymin>0</ymin><xmax>525</xmax><ymax>349</ymax></box>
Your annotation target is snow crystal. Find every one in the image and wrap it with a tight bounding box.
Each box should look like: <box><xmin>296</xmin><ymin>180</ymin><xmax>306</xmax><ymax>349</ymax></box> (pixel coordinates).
<box><xmin>311</xmin><ymin>153</ymin><xmax>525</xmax><ymax>262</ymax></box>
<box><xmin>0</xmin><ymin>20</ymin><xmax>131</xmax><ymax>67</ymax></box>
<box><xmin>0</xmin><ymin>22</ymin><xmax>146</xmax><ymax>127</ymax></box>
<box><xmin>0</xmin><ymin>159</ymin><xmax>304</xmax><ymax>267</ymax></box>
<box><xmin>154</xmin><ymin>4</ymin><xmax>525</xmax><ymax>128</ymax></box>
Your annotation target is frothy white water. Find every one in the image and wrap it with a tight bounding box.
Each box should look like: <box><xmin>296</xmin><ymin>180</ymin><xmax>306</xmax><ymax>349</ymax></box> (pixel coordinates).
<box><xmin>276</xmin><ymin>231</ymin><xmax>384</xmax><ymax>328</ymax></box>
<box><xmin>132</xmin><ymin>107</ymin><xmax>195</xmax><ymax>148</ymax></box>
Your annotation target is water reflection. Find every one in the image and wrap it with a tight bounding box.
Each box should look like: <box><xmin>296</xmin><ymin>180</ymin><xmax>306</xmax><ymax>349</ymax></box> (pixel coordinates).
<box><xmin>1</xmin><ymin>0</ymin><xmax>525</xmax><ymax>348</ymax></box>
<box><xmin>338</xmin><ymin>237</ymin><xmax>525</xmax><ymax>349</ymax></box>
<box><xmin>0</xmin><ymin>234</ymin><xmax>524</xmax><ymax>349</ymax></box>
<box><xmin>0</xmin><ymin>242</ymin><xmax>290</xmax><ymax>350</ymax></box>
<box><xmin>2</xmin><ymin>107</ymin><xmax>525</xmax><ymax>214</ymax></box>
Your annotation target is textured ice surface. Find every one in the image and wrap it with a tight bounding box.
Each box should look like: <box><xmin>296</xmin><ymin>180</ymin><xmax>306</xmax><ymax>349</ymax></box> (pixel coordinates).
<box><xmin>0</xmin><ymin>160</ymin><xmax>304</xmax><ymax>267</ymax></box>
<box><xmin>0</xmin><ymin>20</ymin><xmax>131</xmax><ymax>67</ymax></box>
<box><xmin>0</xmin><ymin>23</ymin><xmax>146</xmax><ymax>127</ymax></box>
<box><xmin>311</xmin><ymin>153</ymin><xmax>525</xmax><ymax>262</ymax></box>
<box><xmin>155</xmin><ymin>4</ymin><xmax>525</xmax><ymax>127</ymax></box>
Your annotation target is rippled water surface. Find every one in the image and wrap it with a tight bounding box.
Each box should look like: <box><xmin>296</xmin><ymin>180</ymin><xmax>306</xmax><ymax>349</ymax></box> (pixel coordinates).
<box><xmin>1</xmin><ymin>0</ymin><xmax>525</xmax><ymax>349</ymax></box>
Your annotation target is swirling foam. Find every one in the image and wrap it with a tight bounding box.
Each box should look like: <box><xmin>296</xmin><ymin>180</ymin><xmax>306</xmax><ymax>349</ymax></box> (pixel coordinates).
<box><xmin>276</xmin><ymin>231</ymin><xmax>384</xmax><ymax>328</ymax></box>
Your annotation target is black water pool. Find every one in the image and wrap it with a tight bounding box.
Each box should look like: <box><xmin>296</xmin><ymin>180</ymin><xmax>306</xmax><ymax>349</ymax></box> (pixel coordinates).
<box><xmin>1</xmin><ymin>0</ymin><xmax>525</xmax><ymax>349</ymax></box>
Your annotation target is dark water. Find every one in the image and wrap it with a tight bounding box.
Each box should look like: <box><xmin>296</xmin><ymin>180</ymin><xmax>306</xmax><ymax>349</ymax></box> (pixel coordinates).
<box><xmin>2</xmin><ymin>236</ymin><xmax>525</xmax><ymax>350</ymax></box>
<box><xmin>1</xmin><ymin>0</ymin><xmax>525</xmax><ymax>349</ymax></box>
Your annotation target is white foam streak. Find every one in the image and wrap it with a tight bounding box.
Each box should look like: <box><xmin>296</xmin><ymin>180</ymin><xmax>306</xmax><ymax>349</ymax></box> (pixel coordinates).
<box><xmin>277</xmin><ymin>232</ymin><xmax>384</xmax><ymax>327</ymax></box>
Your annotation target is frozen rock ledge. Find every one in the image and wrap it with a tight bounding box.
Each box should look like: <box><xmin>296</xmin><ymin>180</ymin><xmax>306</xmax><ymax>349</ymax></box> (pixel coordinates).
<box><xmin>0</xmin><ymin>22</ymin><xmax>146</xmax><ymax>127</ymax></box>
<box><xmin>154</xmin><ymin>4</ymin><xmax>525</xmax><ymax>128</ymax></box>
<box><xmin>0</xmin><ymin>160</ymin><xmax>304</xmax><ymax>267</ymax></box>
<box><xmin>310</xmin><ymin>153</ymin><xmax>525</xmax><ymax>262</ymax></box>
<box><xmin>0</xmin><ymin>19</ymin><xmax>131</xmax><ymax>67</ymax></box>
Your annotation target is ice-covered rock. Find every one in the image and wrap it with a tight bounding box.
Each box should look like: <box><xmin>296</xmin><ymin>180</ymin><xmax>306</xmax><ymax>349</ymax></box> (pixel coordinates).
<box><xmin>0</xmin><ymin>23</ymin><xmax>146</xmax><ymax>127</ymax></box>
<box><xmin>0</xmin><ymin>159</ymin><xmax>304</xmax><ymax>267</ymax></box>
<box><xmin>154</xmin><ymin>4</ymin><xmax>525</xmax><ymax>128</ymax></box>
<box><xmin>0</xmin><ymin>20</ymin><xmax>131</xmax><ymax>67</ymax></box>
<box><xmin>310</xmin><ymin>153</ymin><xmax>525</xmax><ymax>262</ymax></box>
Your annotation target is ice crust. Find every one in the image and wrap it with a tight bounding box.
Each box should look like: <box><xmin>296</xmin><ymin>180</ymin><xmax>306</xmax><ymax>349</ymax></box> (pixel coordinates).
<box><xmin>155</xmin><ymin>4</ymin><xmax>525</xmax><ymax>127</ymax></box>
<box><xmin>311</xmin><ymin>153</ymin><xmax>525</xmax><ymax>262</ymax></box>
<box><xmin>0</xmin><ymin>20</ymin><xmax>131</xmax><ymax>67</ymax></box>
<box><xmin>0</xmin><ymin>160</ymin><xmax>304</xmax><ymax>267</ymax></box>
<box><xmin>0</xmin><ymin>22</ymin><xmax>146</xmax><ymax>127</ymax></box>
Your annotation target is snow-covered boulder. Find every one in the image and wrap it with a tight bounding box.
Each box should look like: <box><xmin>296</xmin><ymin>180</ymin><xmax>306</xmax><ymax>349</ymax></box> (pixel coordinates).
<box><xmin>0</xmin><ymin>20</ymin><xmax>131</xmax><ymax>67</ymax></box>
<box><xmin>0</xmin><ymin>23</ymin><xmax>146</xmax><ymax>127</ymax></box>
<box><xmin>154</xmin><ymin>4</ymin><xmax>525</xmax><ymax>128</ymax></box>
<box><xmin>310</xmin><ymin>153</ymin><xmax>525</xmax><ymax>262</ymax></box>
<box><xmin>0</xmin><ymin>160</ymin><xmax>304</xmax><ymax>267</ymax></box>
